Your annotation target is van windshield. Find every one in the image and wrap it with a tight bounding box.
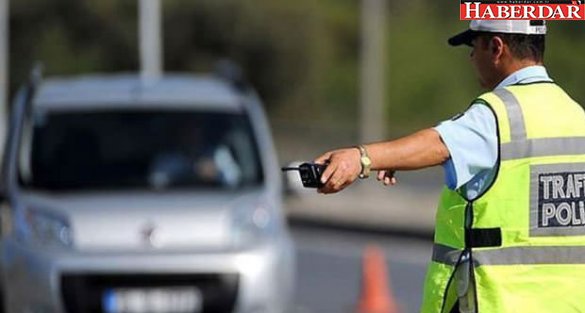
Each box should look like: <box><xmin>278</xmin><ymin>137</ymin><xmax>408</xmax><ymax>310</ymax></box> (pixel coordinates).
<box><xmin>21</xmin><ymin>110</ymin><xmax>264</xmax><ymax>191</ymax></box>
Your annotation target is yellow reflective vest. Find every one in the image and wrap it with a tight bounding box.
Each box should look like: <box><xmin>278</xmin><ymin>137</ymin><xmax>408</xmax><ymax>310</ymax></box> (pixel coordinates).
<box><xmin>421</xmin><ymin>82</ymin><xmax>585</xmax><ymax>313</ymax></box>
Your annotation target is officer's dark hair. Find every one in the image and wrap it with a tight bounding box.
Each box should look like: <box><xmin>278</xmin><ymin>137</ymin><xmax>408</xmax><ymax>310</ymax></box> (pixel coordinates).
<box><xmin>478</xmin><ymin>33</ymin><xmax>546</xmax><ymax>62</ymax></box>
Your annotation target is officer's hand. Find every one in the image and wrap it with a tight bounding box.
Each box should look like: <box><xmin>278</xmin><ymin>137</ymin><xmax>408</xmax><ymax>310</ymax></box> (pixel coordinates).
<box><xmin>377</xmin><ymin>170</ymin><xmax>397</xmax><ymax>186</ymax></box>
<box><xmin>314</xmin><ymin>148</ymin><xmax>361</xmax><ymax>194</ymax></box>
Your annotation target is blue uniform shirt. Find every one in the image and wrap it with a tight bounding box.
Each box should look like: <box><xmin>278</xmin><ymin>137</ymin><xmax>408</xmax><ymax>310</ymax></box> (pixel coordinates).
<box><xmin>434</xmin><ymin>66</ymin><xmax>553</xmax><ymax>199</ymax></box>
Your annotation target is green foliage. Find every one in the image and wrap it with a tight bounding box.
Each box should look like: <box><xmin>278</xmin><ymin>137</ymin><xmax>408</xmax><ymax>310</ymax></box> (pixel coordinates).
<box><xmin>546</xmin><ymin>23</ymin><xmax>585</xmax><ymax>104</ymax></box>
<box><xmin>385</xmin><ymin>2</ymin><xmax>477</xmax><ymax>135</ymax></box>
<box><xmin>8</xmin><ymin>0</ymin><xmax>585</xmax><ymax>137</ymax></box>
<box><xmin>10</xmin><ymin>0</ymin><xmax>137</xmax><ymax>89</ymax></box>
<box><xmin>163</xmin><ymin>0</ymin><xmax>321</xmax><ymax>113</ymax></box>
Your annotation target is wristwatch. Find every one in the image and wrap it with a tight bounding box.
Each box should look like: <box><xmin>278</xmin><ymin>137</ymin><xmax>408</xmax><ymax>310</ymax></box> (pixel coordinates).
<box><xmin>355</xmin><ymin>145</ymin><xmax>372</xmax><ymax>179</ymax></box>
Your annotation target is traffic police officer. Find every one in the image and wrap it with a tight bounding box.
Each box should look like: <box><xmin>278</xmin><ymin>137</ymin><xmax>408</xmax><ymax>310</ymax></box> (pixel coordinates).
<box><xmin>315</xmin><ymin>20</ymin><xmax>585</xmax><ymax>312</ymax></box>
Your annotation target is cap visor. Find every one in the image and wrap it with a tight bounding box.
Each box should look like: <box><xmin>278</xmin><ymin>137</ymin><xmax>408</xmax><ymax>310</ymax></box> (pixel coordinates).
<box><xmin>448</xmin><ymin>30</ymin><xmax>477</xmax><ymax>47</ymax></box>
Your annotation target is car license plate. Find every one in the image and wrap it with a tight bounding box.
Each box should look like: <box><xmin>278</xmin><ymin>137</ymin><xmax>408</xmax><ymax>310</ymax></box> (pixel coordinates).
<box><xmin>103</xmin><ymin>287</ymin><xmax>202</xmax><ymax>313</ymax></box>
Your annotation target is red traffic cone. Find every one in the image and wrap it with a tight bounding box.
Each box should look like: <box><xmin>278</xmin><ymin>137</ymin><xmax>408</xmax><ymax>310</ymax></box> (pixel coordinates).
<box><xmin>357</xmin><ymin>245</ymin><xmax>400</xmax><ymax>313</ymax></box>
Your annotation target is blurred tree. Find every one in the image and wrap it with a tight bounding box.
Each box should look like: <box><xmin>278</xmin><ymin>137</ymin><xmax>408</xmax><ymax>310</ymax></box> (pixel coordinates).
<box><xmin>10</xmin><ymin>0</ymin><xmax>137</xmax><ymax>92</ymax></box>
<box><xmin>163</xmin><ymin>0</ymin><xmax>322</xmax><ymax>115</ymax></box>
<box><xmin>10</xmin><ymin>0</ymin><xmax>327</xmax><ymax>116</ymax></box>
<box><xmin>7</xmin><ymin>0</ymin><xmax>585</xmax><ymax>139</ymax></box>
<box><xmin>386</xmin><ymin>1</ymin><xmax>477</xmax><ymax>135</ymax></box>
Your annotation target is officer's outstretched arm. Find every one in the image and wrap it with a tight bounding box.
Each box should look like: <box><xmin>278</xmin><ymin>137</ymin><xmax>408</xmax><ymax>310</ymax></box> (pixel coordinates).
<box><xmin>315</xmin><ymin>128</ymin><xmax>449</xmax><ymax>194</ymax></box>
<box><xmin>367</xmin><ymin>128</ymin><xmax>450</xmax><ymax>171</ymax></box>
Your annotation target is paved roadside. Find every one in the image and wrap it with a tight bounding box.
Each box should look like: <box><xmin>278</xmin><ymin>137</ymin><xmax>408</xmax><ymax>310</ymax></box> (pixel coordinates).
<box><xmin>284</xmin><ymin>167</ymin><xmax>444</xmax><ymax>238</ymax></box>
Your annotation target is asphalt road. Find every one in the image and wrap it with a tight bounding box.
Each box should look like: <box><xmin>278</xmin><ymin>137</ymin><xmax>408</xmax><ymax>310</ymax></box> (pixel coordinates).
<box><xmin>291</xmin><ymin>224</ymin><xmax>433</xmax><ymax>313</ymax></box>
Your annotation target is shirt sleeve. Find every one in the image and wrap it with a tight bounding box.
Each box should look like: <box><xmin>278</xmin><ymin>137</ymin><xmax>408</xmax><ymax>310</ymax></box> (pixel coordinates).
<box><xmin>434</xmin><ymin>103</ymin><xmax>498</xmax><ymax>190</ymax></box>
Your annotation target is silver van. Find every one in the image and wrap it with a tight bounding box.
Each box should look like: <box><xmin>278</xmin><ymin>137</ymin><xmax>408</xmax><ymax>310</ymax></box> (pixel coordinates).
<box><xmin>0</xmin><ymin>70</ymin><xmax>295</xmax><ymax>313</ymax></box>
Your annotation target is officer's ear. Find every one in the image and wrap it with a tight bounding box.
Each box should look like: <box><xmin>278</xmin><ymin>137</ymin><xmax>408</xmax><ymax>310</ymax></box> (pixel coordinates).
<box><xmin>489</xmin><ymin>36</ymin><xmax>506</xmax><ymax>64</ymax></box>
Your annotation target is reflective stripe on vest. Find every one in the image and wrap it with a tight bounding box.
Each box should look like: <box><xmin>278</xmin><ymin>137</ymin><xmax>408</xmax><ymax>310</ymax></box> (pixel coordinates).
<box><xmin>502</xmin><ymin>137</ymin><xmax>585</xmax><ymax>160</ymax></box>
<box><xmin>493</xmin><ymin>87</ymin><xmax>585</xmax><ymax>161</ymax></box>
<box><xmin>493</xmin><ymin>88</ymin><xmax>526</xmax><ymax>141</ymax></box>
<box><xmin>432</xmin><ymin>243</ymin><xmax>585</xmax><ymax>266</ymax></box>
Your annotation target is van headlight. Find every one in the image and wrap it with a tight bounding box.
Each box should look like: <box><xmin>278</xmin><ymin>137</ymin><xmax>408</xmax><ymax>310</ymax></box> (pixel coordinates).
<box><xmin>231</xmin><ymin>204</ymin><xmax>278</xmax><ymax>247</ymax></box>
<box><xmin>15</xmin><ymin>209</ymin><xmax>73</xmax><ymax>248</ymax></box>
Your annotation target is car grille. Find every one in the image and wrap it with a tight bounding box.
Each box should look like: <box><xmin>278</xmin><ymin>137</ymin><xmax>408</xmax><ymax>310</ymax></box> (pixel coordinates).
<box><xmin>61</xmin><ymin>273</ymin><xmax>239</xmax><ymax>313</ymax></box>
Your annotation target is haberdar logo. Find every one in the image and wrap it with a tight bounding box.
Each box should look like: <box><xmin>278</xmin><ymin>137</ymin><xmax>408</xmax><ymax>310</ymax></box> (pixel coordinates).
<box><xmin>460</xmin><ymin>0</ymin><xmax>585</xmax><ymax>20</ymax></box>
